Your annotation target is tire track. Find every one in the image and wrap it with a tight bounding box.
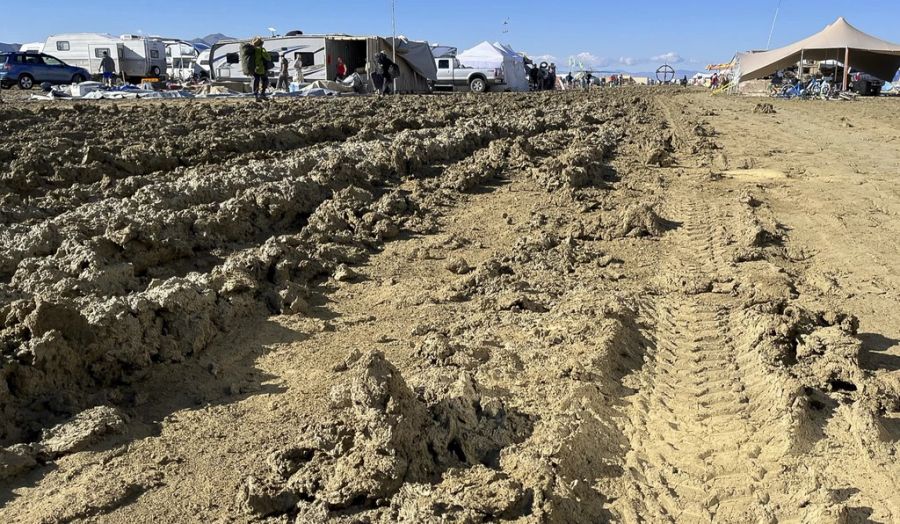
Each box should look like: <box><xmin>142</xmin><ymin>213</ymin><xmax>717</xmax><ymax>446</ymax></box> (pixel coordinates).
<box><xmin>612</xmin><ymin>193</ymin><xmax>806</xmax><ymax>523</ymax></box>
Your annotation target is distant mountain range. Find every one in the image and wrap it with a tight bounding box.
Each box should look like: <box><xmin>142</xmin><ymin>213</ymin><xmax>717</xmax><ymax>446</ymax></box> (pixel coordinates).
<box><xmin>0</xmin><ymin>42</ymin><xmax>20</xmax><ymax>53</ymax></box>
<box><xmin>190</xmin><ymin>34</ymin><xmax>237</xmax><ymax>47</ymax></box>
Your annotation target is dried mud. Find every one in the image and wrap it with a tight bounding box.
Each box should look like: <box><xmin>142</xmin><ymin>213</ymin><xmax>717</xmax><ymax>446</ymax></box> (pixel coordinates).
<box><xmin>0</xmin><ymin>89</ymin><xmax>897</xmax><ymax>523</ymax></box>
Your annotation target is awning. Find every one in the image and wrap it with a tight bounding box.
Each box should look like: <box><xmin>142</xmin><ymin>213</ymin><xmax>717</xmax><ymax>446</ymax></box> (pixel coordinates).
<box><xmin>737</xmin><ymin>17</ymin><xmax>900</xmax><ymax>82</ymax></box>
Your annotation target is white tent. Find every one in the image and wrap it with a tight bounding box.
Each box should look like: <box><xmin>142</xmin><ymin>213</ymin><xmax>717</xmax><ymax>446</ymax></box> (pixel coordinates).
<box><xmin>736</xmin><ymin>17</ymin><xmax>900</xmax><ymax>88</ymax></box>
<box><xmin>457</xmin><ymin>41</ymin><xmax>528</xmax><ymax>91</ymax></box>
<box><xmin>493</xmin><ymin>42</ymin><xmax>529</xmax><ymax>92</ymax></box>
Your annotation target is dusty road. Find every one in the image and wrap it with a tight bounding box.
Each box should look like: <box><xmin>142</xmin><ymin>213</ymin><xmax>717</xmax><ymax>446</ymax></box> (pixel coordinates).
<box><xmin>0</xmin><ymin>89</ymin><xmax>897</xmax><ymax>523</ymax></box>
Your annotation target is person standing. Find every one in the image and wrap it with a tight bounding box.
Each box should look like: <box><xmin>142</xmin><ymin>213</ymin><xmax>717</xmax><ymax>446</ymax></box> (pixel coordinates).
<box><xmin>376</xmin><ymin>51</ymin><xmax>396</xmax><ymax>95</ymax></box>
<box><xmin>251</xmin><ymin>37</ymin><xmax>272</xmax><ymax>100</ymax></box>
<box><xmin>336</xmin><ymin>57</ymin><xmax>348</xmax><ymax>81</ymax></box>
<box><xmin>99</xmin><ymin>51</ymin><xmax>116</xmax><ymax>87</ymax></box>
<box><xmin>277</xmin><ymin>55</ymin><xmax>290</xmax><ymax>91</ymax></box>
<box><xmin>711</xmin><ymin>72</ymin><xmax>720</xmax><ymax>89</ymax></box>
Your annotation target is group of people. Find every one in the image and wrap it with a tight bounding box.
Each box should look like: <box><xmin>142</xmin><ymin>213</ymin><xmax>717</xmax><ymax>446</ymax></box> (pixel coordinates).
<box><xmin>247</xmin><ymin>37</ymin><xmax>398</xmax><ymax>100</ymax></box>
<box><xmin>526</xmin><ymin>61</ymin><xmax>557</xmax><ymax>91</ymax></box>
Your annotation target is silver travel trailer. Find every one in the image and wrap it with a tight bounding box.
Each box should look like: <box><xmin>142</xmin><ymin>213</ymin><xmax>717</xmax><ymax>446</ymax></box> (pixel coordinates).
<box><xmin>43</xmin><ymin>33</ymin><xmax>167</xmax><ymax>82</ymax></box>
<box><xmin>196</xmin><ymin>49</ymin><xmax>211</xmax><ymax>78</ymax></box>
<box><xmin>209</xmin><ymin>34</ymin><xmax>435</xmax><ymax>93</ymax></box>
<box><xmin>158</xmin><ymin>38</ymin><xmax>208</xmax><ymax>81</ymax></box>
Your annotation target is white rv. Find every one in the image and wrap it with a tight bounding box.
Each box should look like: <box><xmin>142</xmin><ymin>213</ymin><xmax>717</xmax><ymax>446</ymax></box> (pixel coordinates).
<box><xmin>43</xmin><ymin>33</ymin><xmax>167</xmax><ymax>82</ymax></box>
<box><xmin>209</xmin><ymin>34</ymin><xmax>436</xmax><ymax>93</ymax></box>
<box><xmin>196</xmin><ymin>49</ymin><xmax>211</xmax><ymax>79</ymax></box>
<box><xmin>159</xmin><ymin>39</ymin><xmax>208</xmax><ymax>81</ymax></box>
<box><xmin>210</xmin><ymin>35</ymin><xmax>328</xmax><ymax>83</ymax></box>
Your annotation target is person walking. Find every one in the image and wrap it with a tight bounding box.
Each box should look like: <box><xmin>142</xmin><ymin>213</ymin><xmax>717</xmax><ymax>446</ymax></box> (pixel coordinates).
<box><xmin>99</xmin><ymin>51</ymin><xmax>116</xmax><ymax>87</ymax></box>
<box><xmin>276</xmin><ymin>55</ymin><xmax>290</xmax><ymax>91</ymax></box>
<box><xmin>336</xmin><ymin>57</ymin><xmax>348</xmax><ymax>81</ymax></box>
<box><xmin>375</xmin><ymin>51</ymin><xmax>396</xmax><ymax>95</ymax></box>
<box><xmin>251</xmin><ymin>37</ymin><xmax>273</xmax><ymax>100</ymax></box>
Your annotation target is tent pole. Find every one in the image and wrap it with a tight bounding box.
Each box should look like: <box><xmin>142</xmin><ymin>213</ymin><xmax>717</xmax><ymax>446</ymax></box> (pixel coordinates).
<box><xmin>842</xmin><ymin>47</ymin><xmax>850</xmax><ymax>92</ymax></box>
<box><xmin>799</xmin><ymin>49</ymin><xmax>804</xmax><ymax>82</ymax></box>
<box><xmin>392</xmin><ymin>0</ymin><xmax>398</xmax><ymax>94</ymax></box>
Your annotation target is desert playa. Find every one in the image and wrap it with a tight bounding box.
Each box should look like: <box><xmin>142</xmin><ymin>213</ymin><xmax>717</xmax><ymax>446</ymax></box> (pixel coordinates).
<box><xmin>0</xmin><ymin>88</ymin><xmax>897</xmax><ymax>523</ymax></box>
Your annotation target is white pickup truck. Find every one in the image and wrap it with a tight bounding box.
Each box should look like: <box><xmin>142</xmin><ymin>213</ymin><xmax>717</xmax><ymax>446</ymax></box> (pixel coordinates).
<box><xmin>433</xmin><ymin>57</ymin><xmax>505</xmax><ymax>93</ymax></box>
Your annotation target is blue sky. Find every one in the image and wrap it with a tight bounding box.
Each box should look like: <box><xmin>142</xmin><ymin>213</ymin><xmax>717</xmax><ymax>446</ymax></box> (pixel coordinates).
<box><xmin>1</xmin><ymin>1</ymin><xmax>898</xmax><ymax>72</ymax></box>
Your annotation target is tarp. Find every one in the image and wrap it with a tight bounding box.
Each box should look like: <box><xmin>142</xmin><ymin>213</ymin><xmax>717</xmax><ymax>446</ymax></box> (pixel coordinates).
<box><xmin>737</xmin><ymin>17</ymin><xmax>900</xmax><ymax>82</ymax></box>
<box><xmin>385</xmin><ymin>36</ymin><xmax>437</xmax><ymax>81</ymax></box>
<box><xmin>431</xmin><ymin>46</ymin><xmax>457</xmax><ymax>58</ymax></box>
<box><xmin>457</xmin><ymin>41</ymin><xmax>528</xmax><ymax>92</ymax></box>
<box><xmin>493</xmin><ymin>42</ymin><xmax>529</xmax><ymax>92</ymax></box>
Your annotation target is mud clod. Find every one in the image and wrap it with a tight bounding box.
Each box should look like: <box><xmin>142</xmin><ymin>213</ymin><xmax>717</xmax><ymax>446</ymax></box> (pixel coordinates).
<box><xmin>39</xmin><ymin>405</ymin><xmax>127</xmax><ymax>458</ymax></box>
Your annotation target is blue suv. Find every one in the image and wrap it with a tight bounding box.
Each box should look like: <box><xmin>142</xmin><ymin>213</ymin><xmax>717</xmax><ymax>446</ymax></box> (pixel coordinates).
<box><xmin>1</xmin><ymin>52</ymin><xmax>91</xmax><ymax>90</ymax></box>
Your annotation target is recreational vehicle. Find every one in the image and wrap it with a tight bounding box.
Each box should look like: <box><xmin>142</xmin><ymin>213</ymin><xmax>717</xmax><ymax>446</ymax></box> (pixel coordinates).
<box><xmin>196</xmin><ymin>49</ymin><xmax>212</xmax><ymax>79</ymax></box>
<box><xmin>43</xmin><ymin>33</ymin><xmax>167</xmax><ymax>82</ymax></box>
<box><xmin>209</xmin><ymin>34</ymin><xmax>436</xmax><ymax>93</ymax></box>
<box><xmin>159</xmin><ymin>38</ymin><xmax>208</xmax><ymax>81</ymax></box>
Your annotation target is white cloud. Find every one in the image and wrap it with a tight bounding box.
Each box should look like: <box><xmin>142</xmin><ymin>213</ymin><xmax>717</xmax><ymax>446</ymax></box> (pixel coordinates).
<box><xmin>575</xmin><ymin>52</ymin><xmax>604</xmax><ymax>66</ymax></box>
<box><xmin>569</xmin><ymin>52</ymin><xmax>611</xmax><ymax>68</ymax></box>
<box><xmin>531</xmin><ymin>54</ymin><xmax>557</xmax><ymax>63</ymax></box>
<box><xmin>617</xmin><ymin>56</ymin><xmax>638</xmax><ymax>66</ymax></box>
<box><xmin>651</xmin><ymin>52</ymin><xmax>685</xmax><ymax>64</ymax></box>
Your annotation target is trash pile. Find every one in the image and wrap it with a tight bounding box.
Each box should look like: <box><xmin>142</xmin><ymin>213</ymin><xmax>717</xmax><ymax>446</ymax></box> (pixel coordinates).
<box><xmin>30</xmin><ymin>82</ymin><xmax>196</xmax><ymax>101</ymax></box>
<box><xmin>28</xmin><ymin>73</ymin><xmax>369</xmax><ymax>102</ymax></box>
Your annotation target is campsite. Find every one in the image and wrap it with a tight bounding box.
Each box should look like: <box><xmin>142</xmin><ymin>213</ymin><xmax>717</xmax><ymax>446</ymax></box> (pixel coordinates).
<box><xmin>0</xmin><ymin>4</ymin><xmax>899</xmax><ymax>524</ymax></box>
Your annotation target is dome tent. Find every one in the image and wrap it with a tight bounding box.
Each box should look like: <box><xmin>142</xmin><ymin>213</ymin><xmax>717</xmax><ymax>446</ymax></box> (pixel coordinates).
<box><xmin>457</xmin><ymin>41</ymin><xmax>528</xmax><ymax>91</ymax></box>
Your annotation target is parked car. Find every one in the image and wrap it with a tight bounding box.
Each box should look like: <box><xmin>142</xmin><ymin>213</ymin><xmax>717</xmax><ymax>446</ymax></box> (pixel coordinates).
<box><xmin>849</xmin><ymin>71</ymin><xmax>884</xmax><ymax>96</ymax></box>
<box><xmin>434</xmin><ymin>57</ymin><xmax>505</xmax><ymax>93</ymax></box>
<box><xmin>0</xmin><ymin>52</ymin><xmax>91</xmax><ymax>89</ymax></box>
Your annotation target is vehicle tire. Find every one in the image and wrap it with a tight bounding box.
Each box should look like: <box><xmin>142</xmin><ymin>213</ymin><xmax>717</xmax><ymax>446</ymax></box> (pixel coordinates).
<box><xmin>469</xmin><ymin>77</ymin><xmax>487</xmax><ymax>93</ymax></box>
<box><xmin>18</xmin><ymin>74</ymin><xmax>34</xmax><ymax>90</ymax></box>
<box><xmin>72</xmin><ymin>73</ymin><xmax>86</xmax><ymax>84</ymax></box>
<box><xmin>150</xmin><ymin>66</ymin><xmax>161</xmax><ymax>77</ymax></box>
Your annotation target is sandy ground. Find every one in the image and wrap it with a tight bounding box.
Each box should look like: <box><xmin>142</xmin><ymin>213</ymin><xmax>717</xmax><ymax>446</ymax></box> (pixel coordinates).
<box><xmin>0</xmin><ymin>88</ymin><xmax>898</xmax><ymax>523</ymax></box>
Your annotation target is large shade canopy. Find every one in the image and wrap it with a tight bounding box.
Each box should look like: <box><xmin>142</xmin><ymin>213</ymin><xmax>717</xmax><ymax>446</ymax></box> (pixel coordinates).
<box><xmin>737</xmin><ymin>17</ymin><xmax>900</xmax><ymax>82</ymax></box>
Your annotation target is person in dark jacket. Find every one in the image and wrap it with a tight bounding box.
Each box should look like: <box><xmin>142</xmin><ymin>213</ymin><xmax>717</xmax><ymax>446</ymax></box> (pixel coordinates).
<box><xmin>375</xmin><ymin>51</ymin><xmax>396</xmax><ymax>95</ymax></box>
<box><xmin>99</xmin><ymin>51</ymin><xmax>116</xmax><ymax>87</ymax></box>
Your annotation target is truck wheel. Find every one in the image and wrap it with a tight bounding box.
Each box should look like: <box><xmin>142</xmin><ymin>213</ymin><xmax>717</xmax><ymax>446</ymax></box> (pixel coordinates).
<box><xmin>72</xmin><ymin>74</ymin><xmax>86</xmax><ymax>84</ymax></box>
<box><xmin>150</xmin><ymin>66</ymin><xmax>161</xmax><ymax>77</ymax></box>
<box><xmin>469</xmin><ymin>77</ymin><xmax>487</xmax><ymax>93</ymax></box>
<box><xmin>18</xmin><ymin>74</ymin><xmax>34</xmax><ymax>90</ymax></box>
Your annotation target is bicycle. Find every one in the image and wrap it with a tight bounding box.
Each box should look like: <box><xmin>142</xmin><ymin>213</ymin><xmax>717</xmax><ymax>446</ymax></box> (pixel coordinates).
<box><xmin>805</xmin><ymin>78</ymin><xmax>833</xmax><ymax>99</ymax></box>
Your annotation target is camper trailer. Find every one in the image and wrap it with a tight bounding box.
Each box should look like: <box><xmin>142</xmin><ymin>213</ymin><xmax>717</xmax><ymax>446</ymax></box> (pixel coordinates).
<box><xmin>209</xmin><ymin>34</ymin><xmax>435</xmax><ymax>93</ymax></box>
<box><xmin>196</xmin><ymin>49</ymin><xmax>212</xmax><ymax>79</ymax></box>
<box><xmin>159</xmin><ymin>38</ymin><xmax>208</xmax><ymax>81</ymax></box>
<box><xmin>43</xmin><ymin>33</ymin><xmax>167</xmax><ymax>82</ymax></box>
